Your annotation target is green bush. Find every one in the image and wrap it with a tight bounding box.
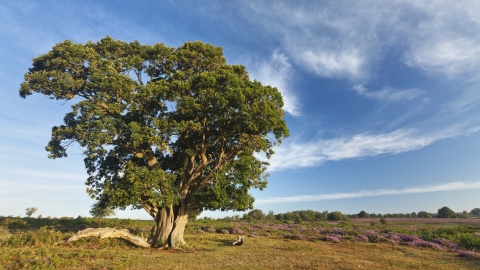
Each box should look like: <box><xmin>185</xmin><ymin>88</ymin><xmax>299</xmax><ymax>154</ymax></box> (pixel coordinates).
<box><xmin>328</xmin><ymin>211</ymin><xmax>345</xmax><ymax>221</ymax></box>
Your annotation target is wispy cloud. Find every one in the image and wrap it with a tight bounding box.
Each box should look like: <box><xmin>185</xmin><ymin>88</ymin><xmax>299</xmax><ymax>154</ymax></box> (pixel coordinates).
<box><xmin>405</xmin><ymin>39</ymin><xmax>480</xmax><ymax>77</ymax></box>
<box><xmin>267</xmin><ymin>126</ymin><xmax>479</xmax><ymax>171</ymax></box>
<box><xmin>256</xmin><ymin>181</ymin><xmax>480</xmax><ymax>204</ymax></box>
<box><xmin>244</xmin><ymin>1</ymin><xmax>381</xmax><ymax>80</ymax></box>
<box><xmin>352</xmin><ymin>85</ymin><xmax>424</xmax><ymax>102</ymax></box>
<box><xmin>250</xmin><ymin>51</ymin><xmax>300</xmax><ymax>116</ymax></box>
<box><xmin>402</xmin><ymin>2</ymin><xmax>480</xmax><ymax>78</ymax></box>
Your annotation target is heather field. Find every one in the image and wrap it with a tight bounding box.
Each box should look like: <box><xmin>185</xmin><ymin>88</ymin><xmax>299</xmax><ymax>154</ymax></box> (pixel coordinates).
<box><xmin>351</xmin><ymin>218</ymin><xmax>480</xmax><ymax>224</ymax></box>
<box><xmin>1</xmin><ymin>216</ymin><xmax>480</xmax><ymax>269</ymax></box>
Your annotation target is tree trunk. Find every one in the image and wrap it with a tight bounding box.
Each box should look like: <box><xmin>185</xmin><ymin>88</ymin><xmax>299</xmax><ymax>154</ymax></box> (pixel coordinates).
<box><xmin>147</xmin><ymin>201</ymin><xmax>189</xmax><ymax>249</ymax></box>
<box><xmin>150</xmin><ymin>207</ymin><xmax>174</xmax><ymax>247</ymax></box>
<box><xmin>169</xmin><ymin>202</ymin><xmax>188</xmax><ymax>248</ymax></box>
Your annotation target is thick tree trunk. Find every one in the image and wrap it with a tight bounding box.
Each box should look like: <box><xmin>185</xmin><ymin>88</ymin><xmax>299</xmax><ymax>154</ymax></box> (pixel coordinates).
<box><xmin>168</xmin><ymin>201</ymin><xmax>188</xmax><ymax>248</ymax></box>
<box><xmin>147</xmin><ymin>201</ymin><xmax>189</xmax><ymax>249</ymax></box>
<box><xmin>150</xmin><ymin>207</ymin><xmax>174</xmax><ymax>247</ymax></box>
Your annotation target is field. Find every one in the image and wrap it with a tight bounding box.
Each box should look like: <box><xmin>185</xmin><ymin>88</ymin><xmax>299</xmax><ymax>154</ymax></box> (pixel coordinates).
<box><xmin>1</xmin><ymin>216</ymin><xmax>480</xmax><ymax>269</ymax></box>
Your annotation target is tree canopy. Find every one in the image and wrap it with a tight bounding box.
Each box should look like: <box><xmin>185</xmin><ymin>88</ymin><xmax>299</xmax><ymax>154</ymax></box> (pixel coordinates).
<box><xmin>358</xmin><ymin>210</ymin><xmax>369</xmax><ymax>218</ymax></box>
<box><xmin>20</xmin><ymin>37</ymin><xmax>289</xmax><ymax>248</ymax></box>
<box><xmin>437</xmin><ymin>206</ymin><xmax>456</xmax><ymax>218</ymax></box>
<box><xmin>470</xmin><ymin>208</ymin><xmax>480</xmax><ymax>217</ymax></box>
<box><xmin>90</xmin><ymin>201</ymin><xmax>116</xmax><ymax>219</ymax></box>
<box><xmin>25</xmin><ymin>207</ymin><xmax>38</xmax><ymax>218</ymax></box>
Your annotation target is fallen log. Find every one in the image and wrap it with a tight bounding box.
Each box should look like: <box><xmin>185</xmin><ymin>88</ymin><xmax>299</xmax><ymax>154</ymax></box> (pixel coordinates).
<box><xmin>65</xmin><ymin>227</ymin><xmax>150</xmax><ymax>248</ymax></box>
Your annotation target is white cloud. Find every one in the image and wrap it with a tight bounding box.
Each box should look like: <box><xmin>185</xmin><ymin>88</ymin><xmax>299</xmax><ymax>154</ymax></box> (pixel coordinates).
<box><xmin>403</xmin><ymin>2</ymin><xmax>480</xmax><ymax>77</ymax></box>
<box><xmin>405</xmin><ymin>38</ymin><xmax>480</xmax><ymax>77</ymax></box>
<box><xmin>242</xmin><ymin>1</ymin><xmax>401</xmax><ymax>81</ymax></box>
<box><xmin>297</xmin><ymin>48</ymin><xmax>364</xmax><ymax>79</ymax></box>
<box><xmin>250</xmin><ymin>51</ymin><xmax>300</xmax><ymax>116</ymax></box>
<box><xmin>256</xmin><ymin>181</ymin><xmax>480</xmax><ymax>204</ymax></box>
<box><xmin>240</xmin><ymin>1</ymin><xmax>480</xmax><ymax>83</ymax></box>
<box><xmin>267</xmin><ymin>126</ymin><xmax>479</xmax><ymax>172</ymax></box>
<box><xmin>352</xmin><ymin>85</ymin><xmax>424</xmax><ymax>102</ymax></box>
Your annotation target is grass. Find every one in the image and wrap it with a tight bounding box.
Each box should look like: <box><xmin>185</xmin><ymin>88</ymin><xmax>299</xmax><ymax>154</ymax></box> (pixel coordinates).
<box><xmin>1</xmin><ymin>217</ymin><xmax>480</xmax><ymax>269</ymax></box>
<box><xmin>2</xmin><ymin>234</ymin><xmax>480</xmax><ymax>269</ymax></box>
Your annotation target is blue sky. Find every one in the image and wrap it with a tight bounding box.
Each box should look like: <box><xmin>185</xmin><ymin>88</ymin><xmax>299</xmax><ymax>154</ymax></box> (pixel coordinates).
<box><xmin>1</xmin><ymin>1</ymin><xmax>480</xmax><ymax>219</ymax></box>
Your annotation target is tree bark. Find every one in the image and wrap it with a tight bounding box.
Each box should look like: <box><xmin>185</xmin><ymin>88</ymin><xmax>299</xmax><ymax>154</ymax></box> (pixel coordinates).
<box><xmin>147</xmin><ymin>202</ymin><xmax>189</xmax><ymax>249</ymax></box>
<box><xmin>168</xmin><ymin>203</ymin><xmax>188</xmax><ymax>248</ymax></box>
<box><xmin>66</xmin><ymin>228</ymin><xmax>150</xmax><ymax>248</ymax></box>
<box><xmin>150</xmin><ymin>207</ymin><xmax>174</xmax><ymax>247</ymax></box>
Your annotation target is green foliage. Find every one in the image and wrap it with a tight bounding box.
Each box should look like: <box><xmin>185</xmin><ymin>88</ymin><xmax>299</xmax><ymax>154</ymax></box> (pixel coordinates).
<box><xmin>0</xmin><ymin>227</ymin><xmax>65</xmax><ymax>248</ymax></box>
<box><xmin>437</xmin><ymin>206</ymin><xmax>457</xmax><ymax>218</ymax></box>
<box><xmin>379</xmin><ymin>217</ymin><xmax>387</xmax><ymax>224</ymax></box>
<box><xmin>89</xmin><ymin>201</ymin><xmax>116</xmax><ymax>219</ymax></box>
<box><xmin>358</xmin><ymin>210</ymin><xmax>369</xmax><ymax>218</ymax></box>
<box><xmin>328</xmin><ymin>211</ymin><xmax>345</xmax><ymax>221</ymax></box>
<box><xmin>275</xmin><ymin>210</ymin><xmax>327</xmax><ymax>222</ymax></box>
<box><xmin>247</xmin><ymin>209</ymin><xmax>265</xmax><ymax>220</ymax></box>
<box><xmin>417</xmin><ymin>211</ymin><xmax>433</xmax><ymax>218</ymax></box>
<box><xmin>470</xmin><ymin>208</ymin><xmax>480</xmax><ymax>217</ymax></box>
<box><xmin>25</xmin><ymin>207</ymin><xmax>38</xmax><ymax>218</ymax></box>
<box><xmin>20</xmin><ymin>37</ymin><xmax>289</xmax><ymax>239</ymax></box>
<box><xmin>459</xmin><ymin>211</ymin><xmax>470</xmax><ymax>219</ymax></box>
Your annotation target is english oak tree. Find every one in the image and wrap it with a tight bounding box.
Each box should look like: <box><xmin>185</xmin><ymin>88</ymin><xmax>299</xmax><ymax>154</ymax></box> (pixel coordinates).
<box><xmin>20</xmin><ymin>37</ymin><xmax>289</xmax><ymax>248</ymax></box>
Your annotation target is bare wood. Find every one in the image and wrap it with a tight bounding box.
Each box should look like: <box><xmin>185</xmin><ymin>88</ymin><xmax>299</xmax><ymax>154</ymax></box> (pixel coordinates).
<box><xmin>66</xmin><ymin>228</ymin><xmax>150</xmax><ymax>248</ymax></box>
<box><xmin>232</xmin><ymin>235</ymin><xmax>244</xmax><ymax>246</ymax></box>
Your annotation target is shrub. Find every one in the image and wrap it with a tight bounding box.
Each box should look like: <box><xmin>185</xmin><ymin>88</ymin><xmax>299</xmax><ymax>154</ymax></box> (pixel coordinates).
<box><xmin>458</xmin><ymin>251</ymin><xmax>480</xmax><ymax>259</ymax></box>
<box><xmin>380</xmin><ymin>217</ymin><xmax>387</xmax><ymax>224</ymax></box>
<box><xmin>325</xmin><ymin>234</ymin><xmax>341</xmax><ymax>243</ymax></box>
<box><xmin>203</xmin><ymin>226</ymin><xmax>216</xmax><ymax>233</ymax></box>
<box><xmin>328</xmin><ymin>211</ymin><xmax>344</xmax><ymax>221</ymax></box>
<box><xmin>357</xmin><ymin>234</ymin><xmax>369</xmax><ymax>242</ymax></box>
<box><xmin>230</xmin><ymin>227</ymin><xmax>244</xmax><ymax>235</ymax></box>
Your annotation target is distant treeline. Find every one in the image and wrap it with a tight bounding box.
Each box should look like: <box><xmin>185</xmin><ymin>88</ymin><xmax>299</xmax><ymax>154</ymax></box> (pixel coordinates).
<box><xmin>213</xmin><ymin>207</ymin><xmax>480</xmax><ymax>222</ymax></box>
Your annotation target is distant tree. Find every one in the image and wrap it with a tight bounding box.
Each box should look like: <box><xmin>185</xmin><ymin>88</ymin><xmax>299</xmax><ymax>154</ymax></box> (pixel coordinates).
<box><xmin>266</xmin><ymin>211</ymin><xmax>275</xmax><ymax>221</ymax></box>
<box><xmin>90</xmin><ymin>202</ymin><xmax>116</xmax><ymax>220</ymax></box>
<box><xmin>358</xmin><ymin>210</ymin><xmax>369</xmax><ymax>218</ymax></box>
<box><xmin>417</xmin><ymin>211</ymin><xmax>432</xmax><ymax>218</ymax></box>
<box><xmin>459</xmin><ymin>211</ymin><xmax>470</xmax><ymax>219</ymax></box>
<box><xmin>470</xmin><ymin>208</ymin><xmax>480</xmax><ymax>217</ymax></box>
<box><xmin>25</xmin><ymin>207</ymin><xmax>38</xmax><ymax>218</ymax></box>
<box><xmin>294</xmin><ymin>215</ymin><xmax>303</xmax><ymax>224</ymax></box>
<box><xmin>247</xmin><ymin>209</ymin><xmax>265</xmax><ymax>220</ymax></box>
<box><xmin>437</xmin><ymin>206</ymin><xmax>456</xmax><ymax>218</ymax></box>
<box><xmin>328</xmin><ymin>211</ymin><xmax>344</xmax><ymax>221</ymax></box>
<box><xmin>322</xmin><ymin>211</ymin><xmax>329</xmax><ymax>222</ymax></box>
<box><xmin>410</xmin><ymin>212</ymin><xmax>417</xmax><ymax>218</ymax></box>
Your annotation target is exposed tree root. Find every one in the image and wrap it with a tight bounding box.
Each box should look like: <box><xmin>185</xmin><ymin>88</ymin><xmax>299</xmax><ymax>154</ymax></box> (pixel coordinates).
<box><xmin>65</xmin><ymin>227</ymin><xmax>150</xmax><ymax>248</ymax></box>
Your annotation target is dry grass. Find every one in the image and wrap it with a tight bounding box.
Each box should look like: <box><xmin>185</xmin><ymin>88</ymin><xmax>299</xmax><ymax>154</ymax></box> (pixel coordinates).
<box><xmin>2</xmin><ymin>234</ymin><xmax>479</xmax><ymax>269</ymax></box>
